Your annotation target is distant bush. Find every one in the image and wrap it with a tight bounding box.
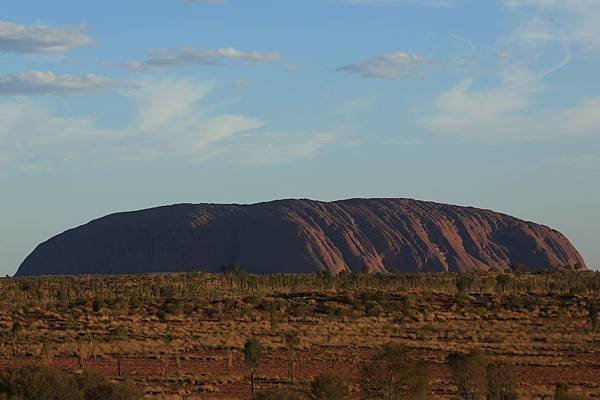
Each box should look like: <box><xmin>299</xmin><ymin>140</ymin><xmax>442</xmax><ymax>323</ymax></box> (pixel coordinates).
<box><xmin>0</xmin><ymin>366</ymin><xmax>142</xmax><ymax>400</ymax></box>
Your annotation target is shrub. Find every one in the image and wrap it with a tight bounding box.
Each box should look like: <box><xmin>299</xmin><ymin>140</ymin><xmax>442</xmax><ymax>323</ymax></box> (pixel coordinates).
<box><xmin>310</xmin><ymin>372</ymin><xmax>350</xmax><ymax>400</ymax></box>
<box><xmin>0</xmin><ymin>365</ymin><xmax>80</xmax><ymax>400</ymax></box>
<box><xmin>486</xmin><ymin>362</ymin><xmax>517</xmax><ymax>400</ymax></box>
<box><xmin>361</xmin><ymin>344</ymin><xmax>429</xmax><ymax>400</ymax></box>
<box><xmin>76</xmin><ymin>371</ymin><xmax>142</xmax><ymax>400</ymax></box>
<box><xmin>256</xmin><ymin>388</ymin><xmax>305</xmax><ymax>400</ymax></box>
<box><xmin>0</xmin><ymin>366</ymin><xmax>142</xmax><ymax>400</ymax></box>
<box><xmin>447</xmin><ymin>351</ymin><xmax>488</xmax><ymax>400</ymax></box>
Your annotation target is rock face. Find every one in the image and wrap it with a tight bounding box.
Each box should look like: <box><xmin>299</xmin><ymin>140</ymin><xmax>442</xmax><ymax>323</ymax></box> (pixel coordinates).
<box><xmin>16</xmin><ymin>198</ymin><xmax>586</xmax><ymax>276</ymax></box>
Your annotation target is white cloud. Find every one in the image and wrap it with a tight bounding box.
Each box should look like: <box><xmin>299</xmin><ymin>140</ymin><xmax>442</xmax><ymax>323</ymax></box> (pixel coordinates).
<box><xmin>0</xmin><ymin>78</ymin><xmax>332</xmax><ymax>169</ymax></box>
<box><xmin>0</xmin><ymin>71</ymin><xmax>133</xmax><ymax>96</ymax></box>
<box><xmin>337</xmin><ymin>52</ymin><xmax>433</xmax><ymax>79</ymax></box>
<box><xmin>0</xmin><ymin>20</ymin><xmax>94</xmax><ymax>54</ymax></box>
<box><xmin>134</xmin><ymin>46</ymin><xmax>280</xmax><ymax>70</ymax></box>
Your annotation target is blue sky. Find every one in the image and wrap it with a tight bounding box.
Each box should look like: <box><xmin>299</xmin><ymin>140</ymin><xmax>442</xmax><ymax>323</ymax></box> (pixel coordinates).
<box><xmin>1</xmin><ymin>0</ymin><xmax>599</xmax><ymax>274</ymax></box>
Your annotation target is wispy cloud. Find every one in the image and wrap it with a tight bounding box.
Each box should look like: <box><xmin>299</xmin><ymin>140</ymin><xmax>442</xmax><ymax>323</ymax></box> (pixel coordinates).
<box><xmin>421</xmin><ymin>0</ymin><xmax>600</xmax><ymax>141</ymax></box>
<box><xmin>0</xmin><ymin>71</ymin><xmax>134</xmax><ymax>96</ymax></box>
<box><xmin>128</xmin><ymin>46</ymin><xmax>280</xmax><ymax>71</ymax></box>
<box><xmin>0</xmin><ymin>20</ymin><xmax>94</xmax><ymax>54</ymax></box>
<box><xmin>0</xmin><ymin>78</ymin><xmax>332</xmax><ymax>169</ymax></box>
<box><xmin>504</xmin><ymin>0</ymin><xmax>600</xmax><ymax>52</ymax></box>
<box><xmin>337</xmin><ymin>52</ymin><xmax>433</xmax><ymax>79</ymax></box>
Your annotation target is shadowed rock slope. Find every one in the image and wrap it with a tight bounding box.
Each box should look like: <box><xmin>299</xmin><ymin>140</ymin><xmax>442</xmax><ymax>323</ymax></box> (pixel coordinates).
<box><xmin>16</xmin><ymin>198</ymin><xmax>586</xmax><ymax>276</ymax></box>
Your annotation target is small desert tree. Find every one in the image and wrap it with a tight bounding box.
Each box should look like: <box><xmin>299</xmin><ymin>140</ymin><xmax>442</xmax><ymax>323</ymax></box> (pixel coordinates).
<box><xmin>244</xmin><ymin>337</ymin><xmax>264</xmax><ymax>398</ymax></box>
<box><xmin>495</xmin><ymin>275</ymin><xmax>511</xmax><ymax>294</ymax></box>
<box><xmin>284</xmin><ymin>331</ymin><xmax>301</xmax><ymax>384</ymax></box>
<box><xmin>486</xmin><ymin>362</ymin><xmax>518</xmax><ymax>400</ymax></box>
<box><xmin>588</xmin><ymin>302</ymin><xmax>598</xmax><ymax>332</ymax></box>
<box><xmin>11</xmin><ymin>321</ymin><xmax>23</xmax><ymax>358</ymax></box>
<box><xmin>554</xmin><ymin>384</ymin><xmax>583</xmax><ymax>400</ymax></box>
<box><xmin>447</xmin><ymin>351</ymin><xmax>488</xmax><ymax>400</ymax></box>
<box><xmin>311</xmin><ymin>372</ymin><xmax>350</xmax><ymax>400</ymax></box>
<box><xmin>361</xmin><ymin>343</ymin><xmax>429</xmax><ymax>400</ymax></box>
<box><xmin>109</xmin><ymin>326</ymin><xmax>128</xmax><ymax>376</ymax></box>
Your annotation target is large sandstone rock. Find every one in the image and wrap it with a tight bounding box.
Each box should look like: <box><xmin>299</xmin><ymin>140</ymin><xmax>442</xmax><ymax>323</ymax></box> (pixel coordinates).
<box><xmin>15</xmin><ymin>198</ymin><xmax>586</xmax><ymax>276</ymax></box>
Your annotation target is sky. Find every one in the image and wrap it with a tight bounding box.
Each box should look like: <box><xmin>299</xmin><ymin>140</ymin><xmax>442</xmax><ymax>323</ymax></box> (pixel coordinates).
<box><xmin>1</xmin><ymin>0</ymin><xmax>599</xmax><ymax>275</ymax></box>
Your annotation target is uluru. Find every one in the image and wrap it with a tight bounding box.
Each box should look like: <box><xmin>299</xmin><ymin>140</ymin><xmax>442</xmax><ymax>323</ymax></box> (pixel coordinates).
<box><xmin>16</xmin><ymin>198</ymin><xmax>586</xmax><ymax>276</ymax></box>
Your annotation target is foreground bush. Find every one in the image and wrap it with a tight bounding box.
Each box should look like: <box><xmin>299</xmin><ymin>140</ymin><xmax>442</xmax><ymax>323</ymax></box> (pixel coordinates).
<box><xmin>255</xmin><ymin>388</ymin><xmax>306</xmax><ymax>400</ymax></box>
<box><xmin>448</xmin><ymin>351</ymin><xmax>519</xmax><ymax>400</ymax></box>
<box><xmin>0</xmin><ymin>366</ymin><xmax>142</xmax><ymax>400</ymax></box>
<box><xmin>310</xmin><ymin>372</ymin><xmax>350</xmax><ymax>400</ymax></box>
<box><xmin>361</xmin><ymin>344</ymin><xmax>429</xmax><ymax>400</ymax></box>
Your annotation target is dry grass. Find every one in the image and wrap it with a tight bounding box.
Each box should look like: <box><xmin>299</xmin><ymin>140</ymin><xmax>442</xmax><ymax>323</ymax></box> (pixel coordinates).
<box><xmin>0</xmin><ymin>271</ymin><xmax>598</xmax><ymax>399</ymax></box>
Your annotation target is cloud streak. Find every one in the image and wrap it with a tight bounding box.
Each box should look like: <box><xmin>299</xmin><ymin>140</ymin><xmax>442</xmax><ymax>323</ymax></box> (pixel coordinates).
<box><xmin>129</xmin><ymin>46</ymin><xmax>280</xmax><ymax>71</ymax></box>
<box><xmin>0</xmin><ymin>71</ymin><xmax>134</xmax><ymax>96</ymax></box>
<box><xmin>0</xmin><ymin>20</ymin><xmax>94</xmax><ymax>54</ymax></box>
<box><xmin>337</xmin><ymin>52</ymin><xmax>433</xmax><ymax>79</ymax></box>
<box><xmin>343</xmin><ymin>0</ymin><xmax>456</xmax><ymax>7</ymax></box>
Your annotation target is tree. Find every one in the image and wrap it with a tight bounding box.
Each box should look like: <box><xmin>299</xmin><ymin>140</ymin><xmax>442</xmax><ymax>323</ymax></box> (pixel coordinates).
<box><xmin>510</xmin><ymin>264</ymin><xmax>529</xmax><ymax>274</ymax></box>
<box><xmin>486</xmin><ymin>362</ymin><xmax>517</xmax><ymax>400</ymax></box>
<box><xmin>361</xmin><ymin>343</ymin><xmax>429</xmax><ymax>400</ymax></box>
<box><xmin>284</xmin><ymin>331</ymin><xmax>301</xmax><ymax>384</ymax></box>
<box><xmin>495</xmin><ymin>275</ymin><xmax>511</xmax><ymax>294</ymax></box>
<box><xmin>109</xmin><ymin>326</ymin><xmax>128</xmax><ymax>376</ymax></box>
<box><xmin>588</xmin><ymin>302</ymin><xmax>598</xmax><ymax>332</ymax></box>
<box><xmin>244</xmin><ymin>337</ymin><xmax>264</xmax><ymax>398</ymax></box>
<box><xmin>310</xmin><ymin>372</ymin><xmax>350</xmax><ymax>400</ymax></box>
<box><xmin>11</xmin><ymin>321</ymin><xmax>23</xmax><ymax>358</ymax></box>
<box><xmin>222</xmin><ymin>263</ymin><xmax>243</xmax><ymax>275</ymax></box>
<box><xmin>554</xmin><ymin>384</ymin><xmax>583</xmax><ymax>400</ymax></box>
<box><xmin>447</xmin><ymin>351</ymin><xmax>488</xmax><ymax>400</ymax></box>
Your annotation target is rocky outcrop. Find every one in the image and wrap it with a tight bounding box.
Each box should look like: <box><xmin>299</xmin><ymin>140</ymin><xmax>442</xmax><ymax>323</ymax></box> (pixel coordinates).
<box><xmin>15</xmin><ymin>198</ymin><xmax>586</xmax><ymax>276</ymax></box>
